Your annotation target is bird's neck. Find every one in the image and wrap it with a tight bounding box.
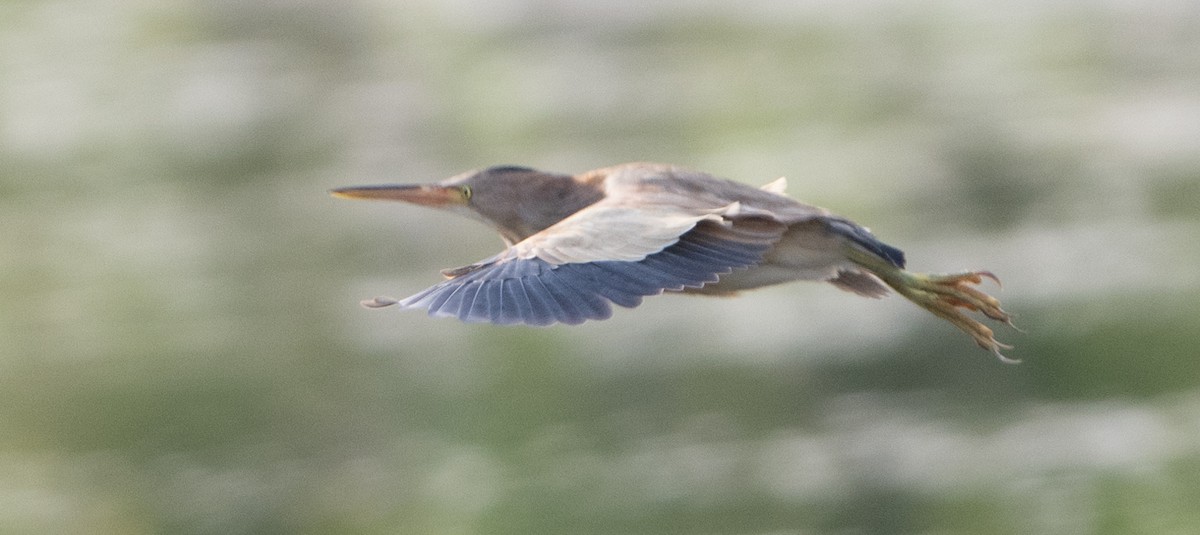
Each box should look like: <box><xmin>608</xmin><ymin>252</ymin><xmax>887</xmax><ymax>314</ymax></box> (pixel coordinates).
<box><xmin>493</xmin><ymin>174</ymin><xmax>604</xmax><ymax>245</ymax></box>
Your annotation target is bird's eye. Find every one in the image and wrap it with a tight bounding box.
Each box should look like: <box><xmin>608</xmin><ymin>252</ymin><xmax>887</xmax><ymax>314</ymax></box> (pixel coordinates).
<box><xmin>460</xmin><ymin>185</ymin><xmax>472</xmax><ymax>200</ymax></box>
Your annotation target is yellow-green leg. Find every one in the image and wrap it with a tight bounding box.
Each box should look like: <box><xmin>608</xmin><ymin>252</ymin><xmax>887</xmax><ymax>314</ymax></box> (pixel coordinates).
<box><xmin>845</xmin><ymin>245</ymin><xmax>1018</xmax><ymax>363</ymax></box>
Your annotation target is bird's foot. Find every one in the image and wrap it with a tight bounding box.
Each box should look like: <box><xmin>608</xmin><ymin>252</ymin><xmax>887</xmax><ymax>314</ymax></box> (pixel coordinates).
<box><xmin>892</xmin><ymin>270</ymin><xmax>1018</xmax><ymax>363</ymax></box>
<box><xmin>842</xmin><ymin>245</ymin><xmax>1017</xmax><ymax>362</ymax></box>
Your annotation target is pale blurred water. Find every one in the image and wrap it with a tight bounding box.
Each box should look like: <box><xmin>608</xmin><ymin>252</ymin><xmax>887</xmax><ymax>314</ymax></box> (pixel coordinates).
<box><xmin>2</xmin><ymin>1</ymin><xmax>1200</xmax><ymax>533</ymax></box>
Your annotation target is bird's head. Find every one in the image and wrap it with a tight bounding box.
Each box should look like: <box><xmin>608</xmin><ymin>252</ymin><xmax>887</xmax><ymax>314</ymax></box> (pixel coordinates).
<box><xmin>331</xmin><ymin>165</ymin><xmax>604</xmax><ymax>245</ymax></box>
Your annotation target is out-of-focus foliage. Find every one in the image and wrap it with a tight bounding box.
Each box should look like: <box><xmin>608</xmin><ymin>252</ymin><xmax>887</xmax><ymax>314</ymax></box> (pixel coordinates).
<box><xmin>2</xmin><ymin>1</ymin><xmax>1199</xmax><ymax>533</ymax></box>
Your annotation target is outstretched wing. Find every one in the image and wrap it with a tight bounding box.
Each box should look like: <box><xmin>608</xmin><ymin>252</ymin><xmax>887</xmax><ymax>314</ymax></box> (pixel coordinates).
<box><xmin>394</xmin><ymin>212</ymin><xmax>786</xmax><ymax>325</ymax></box>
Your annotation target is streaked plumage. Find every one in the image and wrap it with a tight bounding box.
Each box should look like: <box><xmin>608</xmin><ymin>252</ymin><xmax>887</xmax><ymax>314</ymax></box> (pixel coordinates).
<box><xmin>332</xmin><ymin>163</ymin><xmax>1016</xmax><ymax>362</ymax></box>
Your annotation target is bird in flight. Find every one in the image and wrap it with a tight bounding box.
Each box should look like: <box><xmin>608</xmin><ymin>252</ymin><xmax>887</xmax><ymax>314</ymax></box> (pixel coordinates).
<box><xmin>332</xmin><ymin>163</ymin><xmax>1016</xmax><ymax>362</ymax></box>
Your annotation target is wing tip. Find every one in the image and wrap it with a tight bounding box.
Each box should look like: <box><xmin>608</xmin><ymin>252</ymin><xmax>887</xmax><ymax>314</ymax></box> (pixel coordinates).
<box><xmin>361</xmin><ymin>296</ymin><xmax>399</xmax><ymax>308</ymax></box>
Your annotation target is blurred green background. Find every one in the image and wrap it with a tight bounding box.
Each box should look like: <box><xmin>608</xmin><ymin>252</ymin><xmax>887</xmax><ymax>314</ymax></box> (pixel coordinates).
<box><xmin>3</xmin><ymin>1</ymin><xmax>1200</xmax><ymax>533</ymax></box>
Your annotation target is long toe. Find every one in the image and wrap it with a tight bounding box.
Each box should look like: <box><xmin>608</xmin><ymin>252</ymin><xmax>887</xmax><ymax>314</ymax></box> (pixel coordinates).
<box><xmin>892</xmin><ymin>270</ymin><xmax>1018</xmax><ymax>363</ymax></box>
<box><xmin>917</xmin><ymin>271</ymin><xmax>1013</xmax><ymax>325</ymax></box>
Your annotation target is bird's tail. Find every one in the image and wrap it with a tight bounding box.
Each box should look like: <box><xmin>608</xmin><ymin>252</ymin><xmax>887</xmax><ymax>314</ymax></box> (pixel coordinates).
<box><xmin>821</xmin><ymin>217</ymin><xmax>906</xmax><ymax>268</ymax></box>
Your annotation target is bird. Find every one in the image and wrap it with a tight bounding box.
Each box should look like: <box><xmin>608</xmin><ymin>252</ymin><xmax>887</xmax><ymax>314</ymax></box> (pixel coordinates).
<box><xmin>331</xmin><ymin>162</ymin><xmax>1016</xmax><ymax>362</ymax></box>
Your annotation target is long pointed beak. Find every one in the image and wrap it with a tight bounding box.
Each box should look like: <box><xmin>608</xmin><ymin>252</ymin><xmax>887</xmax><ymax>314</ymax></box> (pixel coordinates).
<box><xmin>329</xmin><ymin>184</ymin><xmax>467</xmax><ymax>207</ymax></box>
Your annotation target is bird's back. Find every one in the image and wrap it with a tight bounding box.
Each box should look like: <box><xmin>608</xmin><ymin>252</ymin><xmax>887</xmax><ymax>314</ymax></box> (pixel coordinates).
<box><xmin>590</xmin><ymin>162</ymin><xmax>832</xmax><ymax>223</ymax></box>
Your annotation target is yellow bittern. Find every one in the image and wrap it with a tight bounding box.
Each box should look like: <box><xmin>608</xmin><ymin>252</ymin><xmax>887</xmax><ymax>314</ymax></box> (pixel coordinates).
<box><xmin>332</xmin><ymin>163</ymin><xmax>1016</xmax><ymax>362</ymax></box>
